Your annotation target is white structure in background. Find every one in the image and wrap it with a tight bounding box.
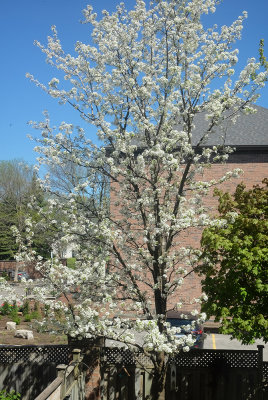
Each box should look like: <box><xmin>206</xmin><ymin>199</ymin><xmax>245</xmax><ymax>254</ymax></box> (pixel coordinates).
<box><xmin>51</xmin><ymin>243</ymin><xmax>76</xmax><ymax>260</ymax></box>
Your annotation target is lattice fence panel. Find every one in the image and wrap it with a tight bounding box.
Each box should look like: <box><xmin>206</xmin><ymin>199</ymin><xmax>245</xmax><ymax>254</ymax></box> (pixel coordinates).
<box><xmin>0</xmin><ymin>345</ymin><xmax>70</xmax><ymax>364</ymax></box>
<box><xmin>102</xmin><ymin>348</ymin><xmax>152</xmax><ymax>367</ymax></box>
<box><xmin>263</xmin><ymin>362</ymin><xmax>268</xmax><ymax>381</ymax></box>
<box><xmin>102</xmin><ymin>348</ymin><xmax>260</xmax><ymax>369</ymax></box>
<box><xmin>171</xmin><ymin>349</ymin><xmax>259</xmax><ymax>368</ymax></box>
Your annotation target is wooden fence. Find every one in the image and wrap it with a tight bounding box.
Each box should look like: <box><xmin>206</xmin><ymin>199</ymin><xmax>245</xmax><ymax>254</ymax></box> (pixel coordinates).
<box><xmin>100</xmin><ymin>346</ymin><xmax>268</xmax><ymax>400</ymax></box>
<box><xmin>0</xmin><ymin>344</ymin><xmax>71</xmax><ymax>399</ymax></box>
<box><xmin>0</xmin><ymin>343</ymin><xmax>267</xmax><ymax>400</ymax></box>
<box><xmin>35</xmin><ymin>349</ymin><xmax>85</xmax><ymax>400</ymax></box>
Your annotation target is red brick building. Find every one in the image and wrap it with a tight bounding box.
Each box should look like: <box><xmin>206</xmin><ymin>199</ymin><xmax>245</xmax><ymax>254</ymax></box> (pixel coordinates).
<box><xmin>178</xmin><ymin>105</ymin><xmax>268</xmax><ymax>308</ymax></box>
<box><xmin>110</xmin><ymin>105</ymin><xmax>268</xmax><ymax>312</ymax></box>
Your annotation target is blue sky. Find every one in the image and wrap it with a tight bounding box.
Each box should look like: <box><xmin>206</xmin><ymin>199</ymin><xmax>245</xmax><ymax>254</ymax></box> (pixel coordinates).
<box><xmin>1</xmin><ymin>0</ymin><xmax>268</xmax><ymax>164</ymax></box>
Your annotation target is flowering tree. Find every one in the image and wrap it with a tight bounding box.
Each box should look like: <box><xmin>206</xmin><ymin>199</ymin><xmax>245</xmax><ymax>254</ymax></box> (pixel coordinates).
<box><xmin>8</xmin><ymin>0</ymin><xmax>268</xmax><ymax>398</ymax></box>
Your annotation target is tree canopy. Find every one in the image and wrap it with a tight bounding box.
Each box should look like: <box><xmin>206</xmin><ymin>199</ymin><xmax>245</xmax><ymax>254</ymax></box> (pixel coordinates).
<box><xmin>199</xmin><ymin>180</ymin><xmax>268</xmax><ymax>344</ymax></box>
<box><xmin>0</xmin><ymin>160</ymin><xmax>51</xmax><ymax>260</ymax></box>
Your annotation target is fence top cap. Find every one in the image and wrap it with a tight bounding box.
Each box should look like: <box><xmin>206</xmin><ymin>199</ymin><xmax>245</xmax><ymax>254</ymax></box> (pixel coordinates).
<box><xmin>72</xmin><ymin>348</ymin><xmax>81</xmax><ymax>353</ymax></box>
<box><xmin>56</xmin><ymin>364</ymin><xmax>68</xmax><ymax>370</ymax></box>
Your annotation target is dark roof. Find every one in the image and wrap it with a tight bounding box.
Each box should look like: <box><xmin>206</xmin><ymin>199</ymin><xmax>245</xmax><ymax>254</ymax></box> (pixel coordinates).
<box><xmin>108</xmin><ymin>105</ymin><xmax>268</xmax><ymax>155</ymax></box>
<box><xmin>188</xmin><ymin>105</ymin><xmax>268</xmax><ymax>147</ymax></box>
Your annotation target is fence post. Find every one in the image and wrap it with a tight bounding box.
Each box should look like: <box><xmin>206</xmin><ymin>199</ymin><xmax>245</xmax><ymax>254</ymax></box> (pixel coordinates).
<box><xmin>170</xmin><ymin>364</ymin><xmax>176</xmax><ymax>391</ymax></box>
<box><xmin>72</xmin><ymin>349</ymin><xmax>82</xmax><ymax>363</ymax></box>
<box><xmin>72</xmin><ymin>348</ymin><xmax>82</xmax><ymax>378</ymax></box>
<box><xmin>57</xmin><ymin>364</ymin><xmax>68</xmax><ymax>399</ymax></box>
<box><xmin>257</xmin><ymin>345</ymin><xmax>264</xmax><ymax>400</ymax></box>
<box><xmin>169</xmin><ymin>363</ymin><xmax>177</xmax><ymax>400</ymax></box>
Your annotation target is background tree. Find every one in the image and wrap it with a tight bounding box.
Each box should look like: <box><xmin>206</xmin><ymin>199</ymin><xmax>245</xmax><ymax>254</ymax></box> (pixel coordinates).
<box><xmin>0</xmin><ymin>160</ymin><xmax>36</xmax><ymax>260</ymax></box>
<box><xmin>31</xmin><ymin>154</ymin><xmax>110</xmax><ymax>260</ymax></box>
<box><xmin>14</xmin><ymin>0</ymin><xmax>268</xmax><ymax>398</ymax></box>
<box><xmin>199</xmin><ymin>180</ymin><xmax>268</xmax><ymax>344</ymax></box>
<box><xmin>0</xmin><ymin>160</ymin><xmax>51</xmax><ymax>263</ymax></box>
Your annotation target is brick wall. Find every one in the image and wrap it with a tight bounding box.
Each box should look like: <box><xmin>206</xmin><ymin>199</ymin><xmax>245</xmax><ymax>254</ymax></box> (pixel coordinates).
<box><xmin>68</xmin><ymin>337</ymin><xmax>103</xmax><ymax>400</ymax></box>
<box><xmin>110</xmin><ymin>150</ymin><xmax>268</xmax><ymax>312</ymax></box>
<box><xmin>171</xmin><ymin>154</ymin><xmax>268</xmax><ymax>310</ymax></box>
<box><xmin>0</xmin><ymin>260</ymin><xmax>42</xmax><ymax>279</ymax></box>
<box><xmin>0</xmin><ymin>260</ymin><xmax>23</xmax><ymax>271</ymax></box>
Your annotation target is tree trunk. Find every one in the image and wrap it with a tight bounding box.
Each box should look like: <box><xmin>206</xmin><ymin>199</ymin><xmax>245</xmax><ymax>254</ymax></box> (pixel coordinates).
<box><xmin>150</xmin><ymin>352</ymin><xmax>167</xmax><ymax>400</ymax></box>
<box><xmin>14</xmin><ymin>263</ymin><xmax>19</xmax><ymax>282</ymax></box>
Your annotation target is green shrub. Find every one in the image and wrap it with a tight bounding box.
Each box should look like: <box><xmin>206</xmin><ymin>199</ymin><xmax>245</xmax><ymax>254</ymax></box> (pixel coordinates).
<box><xmin>34</xmin><ymin>301</ymin><xmax>41</xmax><ymax>313</ymax></box>
<box><xmin>24</xmin><ymin>314</ymin><xmax>32</xmax><ymax>322</ymax></box>
<box><xmin>22</xmin><ymin>300</ymin><xmax>30</xmax><ymax>316</ymax></box>
<box><xmin>12</xmin><ymin>316</ymin><xmax>21</xmax><ymax>325</ymax></box>
<box><xmin>24</xmin><ymin>311</ymin><xmax>41</xmax><ymax>322</ymax></box>
<box><xmin>0</xmin><ymin>302</ymin><xmax>12</xmax><ymax>315</ymax></box>
<box><xmin>0</xmin><ymin>390</ymin><xmax>21</xmax><ymax>399</ymax></box>
<box><xmin>1</xmin><ymin>272</ymin><xmax>9</xmax><ymax>281</ymax></box>
<box><xmin>30</xmin><ymin>311</ymin><xmax>42</xmax><ymax>320</ymax></box>
<box><xmin>67</xmin><ymin>257</ymin><xmax>76</xmax><ymax>269</ymax></box>
<box><xmin>9</xmin><ymin>304</ymin><xmax>20</xmax><ymax>325</ymax></box>
<box><xmin>11</xmin><ymin>303</ymin><xmax>18</xmax><ymax>313</ymax></box>
<box><xmin>44</xmin><ymin>304</ymin><xmax>50</xmax><ymax>316</ymax></box>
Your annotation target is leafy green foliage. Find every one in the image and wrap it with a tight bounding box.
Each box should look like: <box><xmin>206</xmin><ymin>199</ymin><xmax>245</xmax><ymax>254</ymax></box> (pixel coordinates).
<box><xmin>11</xmin><ymin>316</ymin><xmax>21</xmax><ymax>325</ymax></box>
<box><xmin>199</xmin><ymin>179</ymin><xmax>268</xmax><ymax>344</ymax></box>
<box><xmin>0</xmin><ymin>390</ymin><xmax>21</xmax><ymax>400</ymax></box>
<box><xmin>31</xmin><ymin>310</ymin><xmax>42</xmax><ymax>320</ymax></box>
<box><xmin>24</xmin><ymin>314</ymin><xmax>32</xmax><ymax>322</ymax></box>
<box><xmin>1</xmin><ymin>271</ymin><xmax>9</xmax><ymax>280</ymax></box>
<box><xmin>0</xmin><ymin>200</ymin><xmax>18</xmax><ymax>259</ymax></box>
<box><xmin>0</xmin><ymin>302</ymin><xmax>14</xmax><ymax>315</ymax></box>
<box><xmin>10</xmin><ymin>304</ymin><xmax>20</xmax><ymax>325</ymax></box>
<box><xmin>0</xmin><ymin>302</ymin><xmax>21</xmax><ymax>324</ymax></box>
<box><xmin>0</xmin><ymin>159</ymin><xmax>53</xmax><ymax>260</ymax></box>
<box><xmin>21</xmin><ymin>300</ymin><xmax>30</xmax><ymax>316</ymax></box>
<box><xmin>0</xmin><ymin>160</ymin><xmax>33</xmax><ymax>259</ymax></box>
<box><xmin>67</xmin><ymin>257</ymin><xmax>76</xmax><ymax>269</ymax></box>
<box><xmin>258</xmin><ymin>39</ymin><xmax>268</xmax><ymax>72</ymax></box>
<box><xmin>251</xmin><ymin>39</ymin><xmax>268</xmax><ymax>81</ymax></box>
